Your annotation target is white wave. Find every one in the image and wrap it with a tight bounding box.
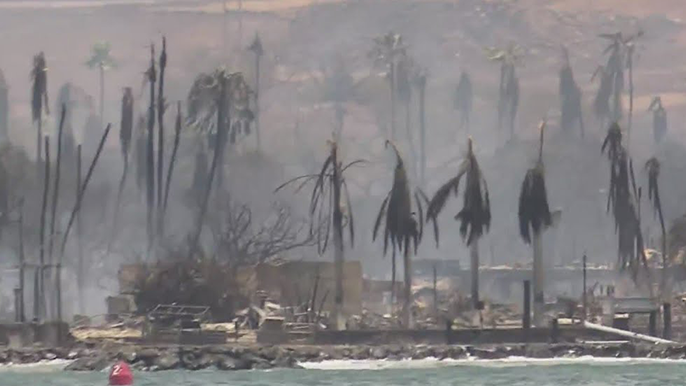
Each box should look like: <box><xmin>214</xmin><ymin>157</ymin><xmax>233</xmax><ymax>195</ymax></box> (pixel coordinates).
<box><xmin>299</xmin><ymin>356</ymin><xmax>686</xmax><ymax>370</ymax></box>
<box><xmin>0</xmin><ymin>359</ymin><xmax>73</xmax><ymax>373</ymax></box>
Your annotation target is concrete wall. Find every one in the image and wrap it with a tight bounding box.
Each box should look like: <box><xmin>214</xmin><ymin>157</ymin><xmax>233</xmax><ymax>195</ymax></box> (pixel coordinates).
<box><xmin>253</xmin><ymin>261</ymin><xmax>363</xmax><ymax>316</ymax></box>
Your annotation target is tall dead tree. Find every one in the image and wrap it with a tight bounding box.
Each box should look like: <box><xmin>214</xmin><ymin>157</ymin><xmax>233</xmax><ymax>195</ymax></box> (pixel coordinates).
<box><xmin>146</xmin><ymin>45</ymin><xmax>157</xmax><ymax>254</ymax></box>
<box><xmin>427</xmin><ymin>137</ymin><xmax>490</xmax><ymax>309</ymax></box>
<box><xmin>48</xmin><ymin>106</ymin><xmax>66</xmax><ymax>319</ymax></box>
<box><xmin>157</xmin><ymin>37</ymin><xmax>167</xmax><ymax>237</ymax></box>
<box><xmin>276</xmin><ymin>140</ymin><xmax>362</xmax><ymax>330</ymax></box>
<box><xmin>37</xmin><ymin>136</ymin><xmax>50</xmax><ymax>320</ymax></box>
<box><xmin>373</xmin><ymin>142</ymin><xmax>429</xmax><ymax>327</ymax></box>
<box><xmin>31</xmin><ymin>53</ymin><xmax>49</xmax><ymax>165</ymax></box>
<box><xmin>518</xmin><ymin>122</ymin><xmax>553</xmax><ymax>326</ymax></box>
<box><xmin>248</xmin><ymin>33</ymin><xmax>263</xmax><ymax>151</ymax></box>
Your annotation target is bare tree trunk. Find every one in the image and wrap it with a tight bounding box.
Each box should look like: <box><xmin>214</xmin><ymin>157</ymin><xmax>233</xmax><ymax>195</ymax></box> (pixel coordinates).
<box><xmin>0</xmin><ymin>83</ymin><xmax>8</xmax><ymax>143</ymax></box>
<box><xmin>99</xmin><ymin>65</ymin><xmax>105</xmax><ymax>130</ymax></box>
<box><xmin>18</xmin><ymin>198</ymin><xmax>25</xmax><ymax>322</ymax></box>
<box><xmin>76</xmin><ymin>145</ymin><xmax>84</xmax><ymax>315</ymax></box>
<box><xmin>162</xmin><ymin>102</ymin><xmax>182</xmax><ymax>221</ymax></box>
<box><xmin>37</xmin><ymin>119</ymin><xmax>42</xmax><ymax>167</ymax></box>
<box><xmin>418</xmin><ymin>77</ymin><xmax>426</xmax><ymax>186</ymax></box>
<box><xmin>255</xmin><ymin>51</ymin><xmax>261</xmax><ymax>151</ymax></box>
<box><xmin>49</xmin><ymin>106</ymin><xmax>66</xmax><ymax>320</ymax></box>
<box><xmin>391</xmin><ymin>249</ymin><xmax>396</xmax><ymax>312</ymax></box>
<box><xmin>532</xmin><ymin>231</ymin><xmax>544</xmax><ymax>327</ymax></box>
<box><xmin>59</xmin><ymin>125</ymin><xmax>111</xmax><ymax>260</ymax></box>
<box><xmin>146</xmin><ymin>47</ymin><xmax>156</xmax><ymax>256</ymax></box>
<box><xmin>157</xmin><ymin>38</ymin><xmax>167</xmax><ymax>238</ymax></box>
<box><xmin>470</xmin><ymin>241</ymin><xmax>479</xmax><ymax>309</ymax></box>
<box><xmin>332</xmin><ymin>146</ymin><xmax>345</xmax><ymax>330</ymax></box>
<box><xmin>390</xmin><ymin>62</ymin><xmax>396</xmax><ymax>142</ymax></box>
<box><xmin>38</xmin><ymin>136</ymin><xmax>50</xmax><ymax>320</ymax></box>
<box><xmin>627</xmin><ymin>53</ymin><xmax>634</xmax><ymax>145</ymax></box>
<box><xmin>402</xmin><ymin>243</ymin><xmax>412</xmax><ymax>328</ymax></box>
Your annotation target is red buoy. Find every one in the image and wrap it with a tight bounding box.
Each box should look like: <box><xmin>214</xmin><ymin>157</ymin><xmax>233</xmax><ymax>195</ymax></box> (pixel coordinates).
<box><xmin>109</xmin><ymin>361</ymin><xmax>133</xmax><ymax>385</ymax></box>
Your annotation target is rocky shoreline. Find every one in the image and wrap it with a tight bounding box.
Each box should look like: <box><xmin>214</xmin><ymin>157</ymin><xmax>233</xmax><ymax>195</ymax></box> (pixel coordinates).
<box><xmin>0</xmin><ymin>342</ymin><xmax>685</xmax><ymax>371</ymax></box>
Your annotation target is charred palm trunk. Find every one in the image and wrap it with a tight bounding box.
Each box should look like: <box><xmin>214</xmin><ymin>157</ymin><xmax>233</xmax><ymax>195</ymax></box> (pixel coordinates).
<box><xmin>532</xmin><ymin>231</ymin><xmax>544</xmax><ymax>326</ymax></box>
<box><xmin>18</xmin><ymin>199</ymin><xmax>25</xmax><ymax>322</ymax></box>
<box><xmin>190</xmin><ymin>78</ymin><xmax>227</xmax><ymax>258</ymax></box>
<box><xmin>37</xmin><ymin>136</ymin><xmax>50</xmax><ymax>320</ymax></box>
<box><xmin>157</xmin><ymin>38</ymin><xmax>167</xmax><ymax>237</ymax></box>
<box><xmin>146</xmin><ymin>46</ymin><xmax>156</xmax><ymax>256</ymax></box>
<box><xmin>49</xmin><ymin>106</ymin><xmax>66</xmax><ymax>320</ymax></box>
<box><xmin>162</xmin><ymin>103</ymin><xmax>182</xmax><ymax>223</ymax></box>
<box><xmin>99</xmin><ymin>65</ymin><xmax>105</xmax><ymax>130</ymax></box>
<box><xmin>332</xmin><ymin>146</ymin><xmax>345</xmax><ymax>330</ymax></box>
<box><xmin>391</xmin><ymin>249</ymin><xmax>396</xmax><ymax>312</ymax></box>
<box><xmin>402</xmin><ymin>240</ymin><xmax>412</xmax><ymax>328</ymax></box>
<box><xmin>0</xmin><ymin>81</ymin><xmax>8</xmax><ymax>143</ymax></box>
<box><xmin>60</xmin><ymin>126</ymin><xmax>111</xmax><ymax>265</ymax></box>
<box><xmin>76</xmin><ymin>145</ymin><xmax>84</xmax><ymax>315</ymax></box>
<box><xmin>390</xmin><ymin>62</ymin><xmax>396</xmax><ymax>142</ymax></box>
<box><xmin>470</xmin><ymin>241</ymin><xmax>479</xmax><ymax>308</ymax></box>
<box><xmin>627</xmin><ymin>53</ymin><xmax>634</xmax><ymax>145</ymax></box>
<box><xmin>254</xmin><ymin>49</ymin><xmax>261</xmax><ymax>151</ymax></box>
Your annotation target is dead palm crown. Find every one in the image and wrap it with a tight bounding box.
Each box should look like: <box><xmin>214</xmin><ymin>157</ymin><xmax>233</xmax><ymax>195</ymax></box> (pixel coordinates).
<box><xmin>559</xmin><ymin>47</ymin><xmax>584</xmax><ymax>137</ymax></box>
<box><xmin>601</xmin><ymin>123</ymin><xmax>647</xmax><ymax>277</ymax></box>
<box><xmin>373</xmin><ymin>141</ymin><xmax>430</xmax><ymax>325</ymax></box>
<box><xmin>454</xmin><ymin>71</ymin><xmax>473</xmax><ymax>131</ymax></box>
<box><xmin>31</xmin><ymin>52</ymin><xmax>49</xmax><ymax>162</ymax></box>
<box><xmin>187</xmin><ymin>68</ymin><xmax>254</xmax><ymax>148</ymax></box>
<box><xmin>486</xmin><ymin>44</ymin><xmax>521</xmax><ymax>137</ymax></box>
<box><xmin>518</xmin><ymin>123</ymin><xmax>552</xmax><ymax>245</ymax></box>
<box><xmin>594</xmin><ymin>31</ymin><xmax>642</xmax><ymax>131</ymax></box>
<box><xmin>648</xmin><ymin>96</ymin><xmax>667</xmax><ymax>143</ymax></box>
<box><xmin>427</xmin><ymin>137</ymin><xmax>490</xmax><ymax>246</ymax></box>
<box><xmin>373</xmin><ymin>141</ymin><xmax>425</xmax><ymax>255</ymax></box>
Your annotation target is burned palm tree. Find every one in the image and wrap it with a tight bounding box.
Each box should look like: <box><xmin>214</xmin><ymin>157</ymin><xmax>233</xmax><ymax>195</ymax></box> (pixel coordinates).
<box><xmin>596</xmin><ymin>31</ymin><xmax>642</xmax><ymax>138</ymax></box>
<box><xmin>31</xmin><ymin>52</ymin><xmax>49</xmax><ymax>164</ymax></box>
<box><xmin>145</xmin><ymin>44</ymin><xmax>156</xmax><ymax>253</ymax></box>
<box><xmin>518</xmin><ymin>122</ymin><xmax>552</xmax><ymax>326</ymax></box>
<box><xmin>248</xmin><ymin>33</ymin><xmax>263</xmax><ymax>151</ymax></box>
<box><xmin>454</xmin><ymin>71</ymin><xmax>473</xmax><ymax>132</ymax></box>
<box><xmin>648</xmin><ymin>96</ymin><xmax>667</xmax><ymax>143</ymax></box>
<box><xmin>373</xmin><ymin>141</ymin><xmax>428</xmax><ymax>327</ymax></box>
<box><xmin>0</xmin><ymin>68</ymin><xmax>8</xmax><ymax>143</ymax></box>
<box><xmin>371</xmin><ymin>32</ymin><xmax>406</xmax><ymax>141</ymax></box>
<box><xmin>156</xmin><ymin>37</ymin><xmax>168</xmax><ymax>237</ymax></box>
<box><xmin>85</xmin><ymin>41</ymin><xmax>117</xmax><ymax>128</ymax></box>
<box><xmin>187</xmin><ymin>69</ymin><xmax>253</xmax><ymax>256</ymax></box>
<box><xmin>109</xmin><ymin>87</ymin><xmax>134</xmax><ymax>249</ymax></box>
<box><xmin>486</xmin><ymin>44</ymin><xmax>521</xmax><ymax>138</ymax></box>
<box><xmin>276</xmin><ymin>140</ymin><xmax>361</xmax><ymax>330</ymax></box>
<box><xmin>592</xmin><ymin>65</ymin><xmax>612</xmax><ymax>129</ymax></box>
<box><xmin>134</xmin><ymin>115</ymin><xmax>147</xmax><ymax>195</ymax></box>
<box><xmin>427</xmin><ymin>137</ymin><xmax>490</xmax><ymax>308</ymax></box>
<box><xmin>559</xmin><ymin>47</ymin><xmax>584</xmax><ymax>136</ymax></box>
<box><xmin>646</xmin><ymin>157</ymin><xmax>667</xmax><ymax>295</ymax></box>
<box><xmin>602</xmin><ymin>123</ymin><xmax>648</xmax><ymax>280</ymax></box>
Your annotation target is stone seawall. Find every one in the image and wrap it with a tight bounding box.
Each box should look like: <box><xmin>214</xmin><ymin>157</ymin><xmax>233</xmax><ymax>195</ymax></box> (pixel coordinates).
<box><xmin>3</xmin><ymin>342</ymin><xmax>686</xmax><ymax>371</ymax></box>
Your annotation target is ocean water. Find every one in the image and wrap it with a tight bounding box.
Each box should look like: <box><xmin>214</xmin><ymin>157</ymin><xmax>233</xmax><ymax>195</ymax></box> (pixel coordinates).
<box><xmin>0</xmin><ymin>358</ymin><xmax>685</xmax><ymax>386</ymax></box>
